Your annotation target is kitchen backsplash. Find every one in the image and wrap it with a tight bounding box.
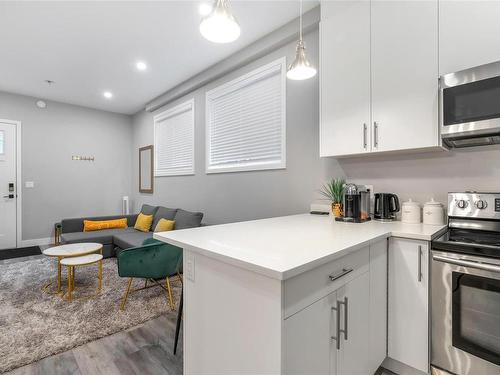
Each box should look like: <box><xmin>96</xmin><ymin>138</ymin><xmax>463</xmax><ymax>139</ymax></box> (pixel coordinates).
<box><xmin>336</xmin><ymin>145</ymin><xmax>500</xmax><ymax>213</ymax></box>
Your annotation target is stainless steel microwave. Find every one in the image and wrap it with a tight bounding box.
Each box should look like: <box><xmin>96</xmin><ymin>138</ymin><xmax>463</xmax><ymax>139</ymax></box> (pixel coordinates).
<box><xmin>440</xmin><ymin>60</ymin><xmax>500</xmax><ymax>148</ymax></box>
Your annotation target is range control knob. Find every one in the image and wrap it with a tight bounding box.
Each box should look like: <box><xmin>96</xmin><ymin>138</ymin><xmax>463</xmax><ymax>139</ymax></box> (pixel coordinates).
<box><xmin>475</xmin><ymin>200</ymin><xmax>488</xmax><ymax>209</ymax></box>
<box><xmin>457</xmin><ymin>199</ymin><xmax>469</xmax><ymax>209</ymax></box>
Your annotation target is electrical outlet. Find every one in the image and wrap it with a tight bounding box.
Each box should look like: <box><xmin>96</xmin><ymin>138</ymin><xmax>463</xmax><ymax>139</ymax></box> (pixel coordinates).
<box><xmin>185</xmin><ymin>254</ymin><xmax>195</xmax><ymax>281</ymax></box>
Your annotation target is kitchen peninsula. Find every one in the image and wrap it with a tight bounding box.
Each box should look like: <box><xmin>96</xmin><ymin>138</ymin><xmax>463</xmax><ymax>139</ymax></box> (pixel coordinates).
<box><xmin>155</xmin><ymin>214</ymin><xmax>446</xmax><ymax>375</ymax></box>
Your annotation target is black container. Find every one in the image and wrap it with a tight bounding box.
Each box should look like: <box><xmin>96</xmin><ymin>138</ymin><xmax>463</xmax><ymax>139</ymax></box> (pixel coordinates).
<box><xmin>374</xmin><ymin>193</ymin><xmax>400</xmax><ymax>221</ymax></box>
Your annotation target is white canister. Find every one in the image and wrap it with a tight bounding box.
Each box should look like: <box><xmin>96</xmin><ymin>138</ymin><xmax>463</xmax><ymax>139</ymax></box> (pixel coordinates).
<box><xmin>401</xmin><ymin>198</ymin><xmax>422</xmax><ymax>224</ymax></box>
<box><xmin>423</xmin><ymin>198</ymin><xmax>445</xmax><ymax>225</ymax></box>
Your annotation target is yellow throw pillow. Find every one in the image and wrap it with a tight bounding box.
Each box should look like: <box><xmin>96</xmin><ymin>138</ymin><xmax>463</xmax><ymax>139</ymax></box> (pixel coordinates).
<box><xmin>83</xmin><ymin>218</ymin><xmax>127</xmax><ymax>232</ymax></box>
<box><xmin>154</xmin><ymin>219</ymin><xmax>175</xmax><ymax>233</ymax></box>
<box><xmin>134</xmin><ymin>213</ymin><xmax>153</xmax><ymax>232</ymax></box>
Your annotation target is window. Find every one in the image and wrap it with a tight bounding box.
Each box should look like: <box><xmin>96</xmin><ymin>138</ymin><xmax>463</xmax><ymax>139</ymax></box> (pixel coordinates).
<box><xmin>154</xmin><ymin>99</ymin><xmax>195</xmax><ymax>176</ymax></box>
<box><xmin>206</xmin><ymin>57</ymin><xmax>286</xmax><ymax>173</ymax></box>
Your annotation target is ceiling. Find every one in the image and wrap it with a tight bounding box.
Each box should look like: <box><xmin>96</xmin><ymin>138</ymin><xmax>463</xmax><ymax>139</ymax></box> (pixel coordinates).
<box><xmin>0</xmin><ymin>1</ymin><xmax>317</xmax><ymax>115</ymax></box>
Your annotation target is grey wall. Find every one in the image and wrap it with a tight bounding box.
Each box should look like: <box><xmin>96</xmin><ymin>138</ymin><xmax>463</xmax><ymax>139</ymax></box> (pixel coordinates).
<box><xmin>338</xmin><ymin>146</ymin><xmax>500</xmax><ymax>209</ymax></box>
<box><xmin>132</xmin><ymin>29</ymin><xmax>341</xmax><ymax>224</ymax></box>
<box><xmin>0</xmin><ymin>91</ymin><xmax>133</xmax><ymax>240</ymax></box>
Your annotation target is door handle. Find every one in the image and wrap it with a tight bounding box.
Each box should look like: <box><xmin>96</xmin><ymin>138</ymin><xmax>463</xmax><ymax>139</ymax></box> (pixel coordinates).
<box><xmin>374</xmin><ymin>122</ymin><xmax>379</xmax><ymax>148</ymax></box>
<box><xmin>433</xmin><ymin>254</ymin><xmax>500</xmax><ymax>274</ymax></box>
<box><xmin>418</xmin><ymin>245</ymin><xmax>422</xmax><ymax>282</ymax></box>
<box><xmin>363</xmin><ymin>123</ymin><xmax>367</xmax><ymax>149</ymax></box>
<box><xmin>339</xmin><ymin>297</ymin><xmax>348</xmax><ymax>340</ymax></box>
<box><xmin>331</xmin><ymin>301</ymin><xmax>341</xmax><ymax>350</ymax></box>
<box><xmin>3</xmin><ymin>194</ymin><xmax>14</xmax><ymax>199</ymax></box>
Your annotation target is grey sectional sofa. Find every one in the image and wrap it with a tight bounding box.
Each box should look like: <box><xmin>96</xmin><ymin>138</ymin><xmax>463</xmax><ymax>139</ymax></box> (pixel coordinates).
<box><xmin>60</xmin><ymin>204</ymin><xmax>203</xmax><ymax>257</ymax></box>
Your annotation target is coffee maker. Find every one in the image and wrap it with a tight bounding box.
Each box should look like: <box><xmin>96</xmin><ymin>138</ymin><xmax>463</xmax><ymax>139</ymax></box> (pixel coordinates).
<box><xmin>374</xmin><ymin>193</ymin><xmax>400</xmax><ymax>221</ymax></box>
<box><xmin>337</xmin><ymin>184</ymin><xmax>371</xmax><ymax>223</ymax></box>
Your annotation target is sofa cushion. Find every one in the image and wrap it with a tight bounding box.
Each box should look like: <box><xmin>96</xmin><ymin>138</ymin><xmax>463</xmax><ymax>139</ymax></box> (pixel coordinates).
<box><xmin>152</xmin><ymin>206</ymin><xmax>177</xmax><ymax>230</ymax></box>
<box><xmin>140</xmin><ymin>204</ymin><xmax>158</xmax><ymax>216</ymax></box>
<box><xmin>113</xmin><ymin>230</ymin><xmax>153</xmax><ymax>249</ymax></box>
<box><xmin>174</xmin><ymin>209</ymin><xmax>204</xmax><ymax>229</ymax></box>
<box><xmin>61</xmin><ymin>227</ymin><xmax>136</xmax><ymax>245</ymax></box>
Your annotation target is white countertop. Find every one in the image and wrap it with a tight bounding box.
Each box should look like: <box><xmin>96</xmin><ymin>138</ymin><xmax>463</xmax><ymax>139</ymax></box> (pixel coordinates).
<box><xmin>154</xmin><ymin>214</ymin><xmax>446</xmax><ymax>280</ymax></box>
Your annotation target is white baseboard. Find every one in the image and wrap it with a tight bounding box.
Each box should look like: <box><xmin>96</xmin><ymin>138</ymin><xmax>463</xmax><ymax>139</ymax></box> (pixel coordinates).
<box><xmin>19</xmin><ymin>237</ymin><xmax>52</xmax><ymax>248</ymax></box>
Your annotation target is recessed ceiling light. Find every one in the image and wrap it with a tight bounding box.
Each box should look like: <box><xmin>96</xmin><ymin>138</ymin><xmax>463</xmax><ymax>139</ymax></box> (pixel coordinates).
<box><xmin>136</xmin><ymin>61</ymin><xmax>147</xmax><ymax>71</ymax></box>
<box><xmin>198</xmin><ymin>2</ymin><xmax>212</xmax><ymax>16</ymax></box>
<box><xmin>103</xmin><ymin>91</ymin><xmax>113</xmax><ymax>99</ymax></box>
<box><xmin>36</xmin><ymin>100</ymin><xmax>47</xmax><ymax>109</ymax></box>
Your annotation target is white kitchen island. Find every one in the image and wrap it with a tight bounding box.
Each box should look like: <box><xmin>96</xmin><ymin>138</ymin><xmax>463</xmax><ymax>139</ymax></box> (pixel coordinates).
<box><xmin>154</xmin><ymin>214</ymin><xmax>446</xmax><ymax>375</ymax></box>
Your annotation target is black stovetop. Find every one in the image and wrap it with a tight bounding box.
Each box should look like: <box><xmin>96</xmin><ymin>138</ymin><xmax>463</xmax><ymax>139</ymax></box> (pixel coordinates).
<box><xmin>432</xmin><ymin>228</ymin><xmax>500</xmax><ymax>258</ymax></box>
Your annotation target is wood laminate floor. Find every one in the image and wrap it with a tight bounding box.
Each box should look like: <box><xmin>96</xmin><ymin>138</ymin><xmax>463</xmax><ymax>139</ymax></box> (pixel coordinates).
<box><xmin>6</xmin><ymin>314</ymin><xmax>182</xmax><ymax>375</ymax></box>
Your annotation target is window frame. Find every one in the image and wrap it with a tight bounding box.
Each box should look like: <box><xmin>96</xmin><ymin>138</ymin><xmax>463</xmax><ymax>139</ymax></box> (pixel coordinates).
<box><xmin>205</xmin><ymin>57</ymin><xmax>287</xmax><ymax>174</ymax></box>
<box><xmin>153</xmin><ymin>98</ymin><xmax>195</xmax><ymax>177</ymax></box>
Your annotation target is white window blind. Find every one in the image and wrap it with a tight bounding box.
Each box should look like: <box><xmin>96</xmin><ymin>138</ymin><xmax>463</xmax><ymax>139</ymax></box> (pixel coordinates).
<box><xmin>206</xmin><ymin>57</ymin><xmax>286</xmax><ymax>173</ymax></box>
<box><xmin>154</xmin><ymin>99</ymin><xmax>194</xmax><ymax>176</ymax></box>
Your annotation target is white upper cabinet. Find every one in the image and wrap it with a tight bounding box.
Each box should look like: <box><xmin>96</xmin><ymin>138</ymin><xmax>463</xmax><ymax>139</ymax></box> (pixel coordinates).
<box><xmin>440</xmin><ymin>0</ymin><xmax>500</xmax><ymax>75</ymax></box>
<box><xmin>320</xmin><ymin>0</ymin><xmax>371</xmax><ymax>157</ymax></box>
<box><xmin>371</xmin><ymin>0</ymin><xmax>439</xmax><ymax>153</ymax></box>
<box><xmin>320</xmin><ymin>0</ymin><xmax>440</xmax><ymax>157</ymax></box>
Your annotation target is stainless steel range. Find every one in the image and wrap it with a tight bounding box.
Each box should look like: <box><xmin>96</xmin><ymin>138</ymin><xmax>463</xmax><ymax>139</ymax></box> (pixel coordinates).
<box><xmin>431</xmin><ymin>192</ymin><xmax>500</xmax><ymax>375</ymax></box>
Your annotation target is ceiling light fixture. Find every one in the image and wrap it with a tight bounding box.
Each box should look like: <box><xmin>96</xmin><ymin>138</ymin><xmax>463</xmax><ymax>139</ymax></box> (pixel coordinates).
<box><xmin>103</xmin><ymin>91</ymin><xmax>113</xmax><ymax>99</ymax></box>
<box><xmin>136</xmin><ymin>61</ymin><xmax>147</xmax><ymax>71</ymax></box>
<box><xmin>199</xmin><ymin>0</ymin><xmax>240</xmax><ymax>44</ymax></box>
<box><xmin>198</xmin><ymin>2</ymin><xmax>213</xmax><ymax>16</ymax></box>
<box><xmin>287</xmin><ymin>0</ymin><xmax>317</xmax><ymax>81</ymax></box>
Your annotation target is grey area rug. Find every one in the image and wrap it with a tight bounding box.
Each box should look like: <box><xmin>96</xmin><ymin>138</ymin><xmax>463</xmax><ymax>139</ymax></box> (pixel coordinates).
<box><xmin>0</xmin><ymin>256</ymin><xmax>181</xmax><ymax>373</ymax></box>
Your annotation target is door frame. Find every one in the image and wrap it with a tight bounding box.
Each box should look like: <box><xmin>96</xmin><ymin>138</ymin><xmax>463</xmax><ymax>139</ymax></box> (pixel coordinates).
<box><xmin>0</xmin><ymin>119</ymin><xmax>22</xmax><ymax>248</ymax></box>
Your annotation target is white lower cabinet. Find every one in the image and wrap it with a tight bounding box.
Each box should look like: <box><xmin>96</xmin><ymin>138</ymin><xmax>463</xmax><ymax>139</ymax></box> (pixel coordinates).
<box><xmin>388</xmin><ymin>238</ymin><xmax>429</xmax><ymax>373</ymax></box>
<box><xmin>285</xmin><ymin>241</ymin><xmax>387</xmax><ymax>375</ymax></box>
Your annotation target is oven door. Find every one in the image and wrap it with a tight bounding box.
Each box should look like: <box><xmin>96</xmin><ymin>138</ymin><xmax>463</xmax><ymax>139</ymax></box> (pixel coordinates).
<box><xmin>440</xmin><ymin>61</ymin><xmax>500</xmax><ymax>143</ymax></box>
<box><xmin>431</xmin><ymin>250</ymin><xmax>500</xmax><ymax>375</ymax></box>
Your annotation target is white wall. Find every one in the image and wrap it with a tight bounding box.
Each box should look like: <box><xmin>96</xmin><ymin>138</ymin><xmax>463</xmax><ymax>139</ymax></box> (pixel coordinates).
<box><xmin>0</xmin><ymin>91</ymin><xmax>133</xmax><ymax>241</ymax></box>
<box><xmin>338</xmin><ymin>146</ymin><xmax>500</xmax><ymax>210</ymax></box>
<box><xmin>131</xmin><ymin>29</ymin><xmax>342</xmax><ymax>224</ymax></box>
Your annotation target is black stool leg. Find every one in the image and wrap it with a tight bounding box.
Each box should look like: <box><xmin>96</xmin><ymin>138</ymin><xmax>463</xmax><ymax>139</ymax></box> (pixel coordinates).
<box><xmin>173</xmin><ymin>285</ymin><xmax>183</xmax><ymax>355</ymax></box>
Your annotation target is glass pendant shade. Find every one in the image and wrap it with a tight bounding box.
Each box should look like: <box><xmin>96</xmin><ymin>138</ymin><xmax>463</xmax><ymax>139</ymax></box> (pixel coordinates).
<box><xmin>287</xmin><ymin>40</ymin><xmax>317</xmax><ymax>80</ymax></box>
<box><xmin>200</xmin><ymin>0</ymin><xmax>241</xmax><ymax>43</ymax></box>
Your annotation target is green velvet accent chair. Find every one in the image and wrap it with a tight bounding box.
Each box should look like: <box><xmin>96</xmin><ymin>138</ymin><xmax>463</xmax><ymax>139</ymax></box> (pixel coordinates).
<box><xmin>117</xmin><ymin>237</ymin><xmax>183</xmax><ymax>311</ymax></box>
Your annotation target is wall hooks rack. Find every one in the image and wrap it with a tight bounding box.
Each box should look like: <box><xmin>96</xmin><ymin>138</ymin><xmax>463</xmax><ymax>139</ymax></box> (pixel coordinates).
<box><xmin>72</xmin><ymin>156</ymin><xmax>95</xmax><ymax>162</ymax></box>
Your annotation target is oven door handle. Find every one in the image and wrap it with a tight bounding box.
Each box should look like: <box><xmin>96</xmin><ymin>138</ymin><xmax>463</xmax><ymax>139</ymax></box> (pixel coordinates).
<box><xmin>433</xmin><ymin>254</ymin><xmax>500</xmax><ymax>273</ymax></box>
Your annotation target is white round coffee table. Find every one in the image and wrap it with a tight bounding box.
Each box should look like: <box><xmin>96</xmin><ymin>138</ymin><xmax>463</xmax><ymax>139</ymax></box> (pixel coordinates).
<box><xmin>42</xmin><ymin>243</ymin><xmax>103</xmax><ymax>295</ymax></box>
<box><xmin>60</xmin><ymin>253</ymin><xmax>103</xmax><ymax>302</ymax></box>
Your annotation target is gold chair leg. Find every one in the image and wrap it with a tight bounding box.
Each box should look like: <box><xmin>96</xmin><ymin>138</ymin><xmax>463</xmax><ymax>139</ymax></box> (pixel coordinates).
<box><xmin>120</xmin><ymin>278</ymin><xmax>133</xmax><ymax>311</ymax></box>
<box><xmin>166</xmin><ymin>277</ymin><xmax>175</xmax><ymax>310</ymax></box>
<box><xmin>177</xmin><ymin>272</ymin><xmax>183</xmax><ymax>285</ymax></box>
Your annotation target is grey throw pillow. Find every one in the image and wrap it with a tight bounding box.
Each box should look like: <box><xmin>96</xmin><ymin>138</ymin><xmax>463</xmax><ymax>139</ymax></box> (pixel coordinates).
<box><xmin>140</xmin><ymin>204</ymin><xmax>158</xmax><ymax>216</ymax></box>
<box><xmin>174</xmin><ymin>209</ymin><xmax>204</xmax><ymax>229</ymax></box>
<box><xmin>152</xmin><ymin>206</ymin><xmax>178</xmax><ymax>230</ymax></box>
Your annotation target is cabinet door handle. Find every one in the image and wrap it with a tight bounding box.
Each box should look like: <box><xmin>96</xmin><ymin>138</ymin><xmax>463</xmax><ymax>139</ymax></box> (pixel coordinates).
<box><xmin>331</xmin><ymin>301</ymin><xmax>341</xmax><ymax>350</ymax></box>
<box><xmin>418</xmin><ymin>245</ymin><xmax>422</xmax><ymax>282</ymax></box>
<box><xmin>339</xmin><ymin>297</ymin><xmax>348</xmax><ymax>340</ymax></box>
<box><xmin>363</xmin><ymin>123</ymin><xmax>367</xmax><ymax>149</ymax></box>
<box><xmin>329</xmin><ymin>268</ymin><xmax>353</xmax><ymax>282</ymax></box>
<box><xmin>374</xmin><ymin>122</ymin><xmax>379</xmax><ymax>148</ymax></box>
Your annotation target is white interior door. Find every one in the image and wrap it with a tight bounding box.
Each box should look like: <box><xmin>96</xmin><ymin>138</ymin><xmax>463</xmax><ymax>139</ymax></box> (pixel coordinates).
<box><xmin>0</xmin><ymin>121</ymin><xmax>18</xmax><ymax>250</ymax></box>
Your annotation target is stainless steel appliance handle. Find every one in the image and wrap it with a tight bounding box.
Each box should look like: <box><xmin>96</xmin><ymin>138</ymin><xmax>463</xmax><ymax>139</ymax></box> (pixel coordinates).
<box><xmin>418</xmin><ymin>245</ymin><xmax>422</xmax><ymax>282</ymax></box>
<box><xmin>433</xmin><ymin>254</ymin><xmax>500</xmax><ymax>274</ymax></box>
<box><xmin>363</xmin><ymin>123</ymin><xmax>367</xmax><ymax>149</ymax></box>
<box><xmin>329</xmin><ymin>268</ymin><xmax>353</xmax><ymax>282</ymax></box>
<box><xmin>331</xmin><ymin>301</ymin><xmax>341</xmax><ymax>350</ymax></box>
<box><xmin>374</xmin><ymin>122</ymin><xmax>379</xmax><ymax>148</ymax></box>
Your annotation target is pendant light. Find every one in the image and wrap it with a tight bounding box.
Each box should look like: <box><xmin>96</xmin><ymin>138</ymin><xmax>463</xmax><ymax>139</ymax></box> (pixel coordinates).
<box><xmin>200</xmin><ymin>0</ymin><xmax>241</xmax><ymax>44</ymax></box>
<box><xmin>287</xmin><ymin>0</ymin><xmax>317</xmax><ymax>80</ymax></box>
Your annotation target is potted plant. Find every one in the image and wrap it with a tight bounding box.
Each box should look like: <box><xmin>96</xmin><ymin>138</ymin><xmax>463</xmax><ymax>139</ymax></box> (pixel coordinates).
<box><xmin>319</xmin><ymin>178</ymin><xmax>346</xmax><ymax>218</ymax></box>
